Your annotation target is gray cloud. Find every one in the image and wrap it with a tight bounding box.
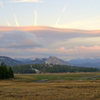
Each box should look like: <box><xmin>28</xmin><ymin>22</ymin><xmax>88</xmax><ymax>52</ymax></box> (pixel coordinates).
<box><xmin>51</xmin><ymin>37</ymin><xmax>100</xmax><ymax>48</ymax></box>
<box><xmin>0</xmin><ymin>27</ymin><xmax>100</xmax><ymax>59</ymax></box>
<box><xmin>0</xmin><ymin>30</ymin><xmax>42</xmax><ymax>49</ymax></box>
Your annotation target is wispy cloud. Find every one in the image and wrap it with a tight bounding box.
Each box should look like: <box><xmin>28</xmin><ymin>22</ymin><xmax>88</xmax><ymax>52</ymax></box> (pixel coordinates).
<box><xmin>10</xmin><ymin>0</ymin><xmax>43</xmax><ymax>3</ymax></box>
<box><xmin>5</xmin><ymin>17</ymin><xmax>11</xmax><ymax>26</ymax></box>
<box><xmin>55</xmin><ymin>16</ymin><xmax>100</xmax><ymax>30</ymax></box>
<box><xmin>34</xmin><ymin>11</ymin><xmax>38</xmax><ymax>26</ymax></box>
<box><xmin>14</xmin><ymin>14</ymin><xmax>20</xmax><ymax>27</ymax></box>
<box><xmin>55</xmin><ymin>6</ymin><xmax>67</xmax><ymax>26</ymax></box>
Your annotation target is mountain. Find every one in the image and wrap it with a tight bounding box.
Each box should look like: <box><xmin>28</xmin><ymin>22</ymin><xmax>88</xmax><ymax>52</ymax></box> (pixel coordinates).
<box><xmin>0</xmin><ymin>56</ymin><xmax>22</xmax><ymax>66</ymax></box>
<box><xmin>45</xmin><ymin>56</ymin><xmax>69</xmax><ymax>65</ymax></box>
<box><xmin>2</xmin><ymin>56</ymin><xmax>100</xmax><ymax>68</ymax></box>
<box><xmin>16</xmin><ymin>56</ymin><xmax>69</xmax><ymax>65</ymax></box>
<box><xmin>15</xmin><ymin>58</ymin><xmax>46</xmax><ymax>65</ymax></box>
<box><xmin>0</xmin><ymin>56</ymin><xmax>69</xmax><ymax>66</ymax></box>
<box><xmin>69</xmin><ymin>58</ymin><xmax>100</xmax><ymax>68</ymax></box>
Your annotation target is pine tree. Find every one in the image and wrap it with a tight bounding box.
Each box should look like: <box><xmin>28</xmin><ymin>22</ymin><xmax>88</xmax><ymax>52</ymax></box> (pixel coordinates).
<box><xmin>0</xmin><ymin>62</ymin><xmax>8</xmax><ymax>79</ymax></box>
<box><xmin>8</xmin><ymin>67</ymin><xmax>14</xmax><ymax>78</ymax></box>
<box><xmin>0</xmin><ymin>62</ymin><xmax>14</xmax><ymax>79</ymax></box>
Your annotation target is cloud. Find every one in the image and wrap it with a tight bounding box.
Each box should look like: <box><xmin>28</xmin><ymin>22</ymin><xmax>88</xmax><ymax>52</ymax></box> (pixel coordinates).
<box><xmin>5</xmin><ymin>17</ymin><xmax>11</xmax><ymax>26</ymax></box>
<box><xmin>52</xmin><ymin>37</ymin><xmax>100</xmax><ymax>48</ymax></box>
<box><xmin>0</xmin><ymin>27</ymin><xmax>100</xmax><ymax>59</ymax></box>
<box><xmin>10</xmin><ymin>0</ymin><xmax>43</xmax><ymax>3</ymax></box>
<box><xmin>55</xmin><ymin>6</ymin><xmax>67</xmax><ymax>26</ymax></box>
<box><xmin>56</xmin><ymin>46</ymin><xmax>100</xmax><ymax>59</ymax></box>
<box><xmin>6</xmin><ymin>20</ymin><xmax>11</xmax><ymax>26</ymax></box>
<box><xmin>55</xmin><ymin>17</ymin><xmax>100</xmax><ymax>30</ymax></box>
<box><xmin>14</xmin><ymin>14</ymin><xmax>20</xmax><ymax>27</ymax></box>
<box><xmin>34</xmin><ymin>11</ymin><xmax>38</xmax><ymax>26</ymax></box>
<box><xmin>0</xmin><ymin>31</ymin><xmax>42</xmax><ymax>49</ymax></box>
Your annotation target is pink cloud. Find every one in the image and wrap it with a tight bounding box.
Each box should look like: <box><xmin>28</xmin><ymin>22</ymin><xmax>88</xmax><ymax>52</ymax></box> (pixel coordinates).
<box><xmin>1</xmin><ymin>46</ymin><xmax>100</xmax><ymax>59</ymax></box>
<box><xmin>0</xmin><ymin>26</ymin><xmax>100</xmax><ymax>35</ymax></box>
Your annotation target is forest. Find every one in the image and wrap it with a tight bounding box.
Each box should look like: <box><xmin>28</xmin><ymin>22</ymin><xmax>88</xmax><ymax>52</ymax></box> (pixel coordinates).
<box><xmin>0</xmin><ymin>63</ymin><xmax>14</xmax><ymax>79</ymax></box>
<box><xmin>12</xmin><ymin>64</ymin><xmax>100</xmax><ymax>74</ymax></box>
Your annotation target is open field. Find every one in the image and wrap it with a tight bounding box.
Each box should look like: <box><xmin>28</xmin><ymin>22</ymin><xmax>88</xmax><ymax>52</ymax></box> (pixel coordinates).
<box><xmin>14</xmin><ymin>72</ymin><xmax>100</xmax><ymax>82</ymax></box>
<box><xmin>0</xmin><ymin>72</ymin><xmax>100</xmax><ymax>100</ymax></box>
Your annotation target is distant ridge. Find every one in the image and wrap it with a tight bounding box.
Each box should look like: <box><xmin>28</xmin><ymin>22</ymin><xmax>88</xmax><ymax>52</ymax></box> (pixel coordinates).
<box><xmin>69</xmin><ymin>58</ymin><xmax>100</xmax><ymax>69</ymax></box>
<box><xmin>1</xmin><ymin>56</ymin><xmax>100</xmax><ymax>69</ymax></box>
<box><xmin>0</xmin><ymin>56</ymin><xmax>69</xmax><ymax>66</ymax></box>
<box><xmin>0</xmin><ymin>56</ymin><xmax>22</xmax><ymax>66</ymax></box>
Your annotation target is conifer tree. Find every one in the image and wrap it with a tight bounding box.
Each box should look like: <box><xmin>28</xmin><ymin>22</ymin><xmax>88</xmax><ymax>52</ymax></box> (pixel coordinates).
<box><xmin>8</xmin><ymin>67</ymin><xmax>14</xmax><ymax>78</ymax></box>
<box><xmin>0</xmin><ymin>62</ymin><xmax>14</xmax><ymax>79</ymax></box>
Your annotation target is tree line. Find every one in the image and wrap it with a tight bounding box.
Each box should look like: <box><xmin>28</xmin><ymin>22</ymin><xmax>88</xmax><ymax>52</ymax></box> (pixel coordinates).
<box><xmin>12</xmin><ymin>65</ymin><xmax>36</xmax><ymax>74</ymax></box>
<box><xmin>12</xmin><ymin>64</ymin><xmax>100</xmax><ymax>74</ymax></box>
<box><xmin>32</xmin><ymin>64</ymin><xmax>99</xmax><ymax>73</ymax></box>
<box><xmin>0</xmin><ymin>63</ymin><xmax>14</xmax><ymax>79</ymax></box>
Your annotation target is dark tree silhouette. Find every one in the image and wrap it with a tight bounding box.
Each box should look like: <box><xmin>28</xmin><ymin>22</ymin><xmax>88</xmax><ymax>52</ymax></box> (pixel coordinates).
<box><xmin>8</xmin><ymin>67</ymin><xmax>14</xmax><ymax>78</ymax></box>
<box><xmin>0</xmin><ymin>62</ymin><xmax>14</xmax><ymax>79</ymax></box>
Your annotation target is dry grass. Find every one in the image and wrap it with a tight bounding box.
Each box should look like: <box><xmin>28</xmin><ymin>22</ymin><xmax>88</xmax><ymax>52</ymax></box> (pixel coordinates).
<box><xmin>0</xmin><ymin>73</ymin><xmax>100</xmax><ymax>100</ymax></box>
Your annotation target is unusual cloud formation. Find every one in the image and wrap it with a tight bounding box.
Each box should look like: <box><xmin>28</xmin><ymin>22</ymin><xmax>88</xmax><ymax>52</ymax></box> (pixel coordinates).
<box><xmin>55</xmin><ymin>6</ymin><xmax>67</xmax><ymax>26</ymax></box>
<box><xmin>0</xmin><ymin>26</ymin><xmax>100</xmax><ymax>59</ymax></box>
<box><xmin>10</xmin><ymin>0</ymin><xmax>43</xmax><ymax>3</ymax></box>
<box><xmin>5</xmin><ymin>17</ymin><xmax>11</xmax><ymax>26</ymax></box>
<box><xmin>14</xmin><ymin>15</ymin><xmax>20</xmax><ymax>27</ymax></box>
<box><xmin>34</xmin><ymin>11</ymin><xmax>38</xmax><ymax>26</ymax></box>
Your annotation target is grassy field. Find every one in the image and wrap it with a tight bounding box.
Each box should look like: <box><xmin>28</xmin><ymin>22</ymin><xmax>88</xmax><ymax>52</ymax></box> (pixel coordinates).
<box><xmin>0</xmin><ymin>72</ymin><xmax>100</xmax><ymax>100</ymax></box>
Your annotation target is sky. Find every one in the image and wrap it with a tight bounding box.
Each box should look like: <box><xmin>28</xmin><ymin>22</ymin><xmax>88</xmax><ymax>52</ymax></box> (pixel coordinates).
<box><xmin>0</xmin><ymin>0</ymin><xmax>100</xmax><ymax>60</ymax></box>
<box><xmin>0</xmin><ymin>0</ymin><xmax>100</xmax><ymax>29</ymax></box>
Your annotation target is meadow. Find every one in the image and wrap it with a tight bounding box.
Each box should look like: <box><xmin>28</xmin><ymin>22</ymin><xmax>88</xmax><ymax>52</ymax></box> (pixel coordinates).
<box><xmin>0</xmin><ymin>72</ymin><xmax>100</xmax><ymax>100</ymax></box>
